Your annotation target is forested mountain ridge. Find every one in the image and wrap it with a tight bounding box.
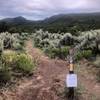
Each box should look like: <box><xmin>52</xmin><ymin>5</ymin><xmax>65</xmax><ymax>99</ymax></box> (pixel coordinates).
<box><xmin>1</xmin><ymin>12</ymin><xmax>100</xmax><ymax>33</ymax></box>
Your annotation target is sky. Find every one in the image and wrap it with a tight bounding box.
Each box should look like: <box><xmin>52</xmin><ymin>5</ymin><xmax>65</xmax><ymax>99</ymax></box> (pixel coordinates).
<box><xmin>0</xmin><ymin>0</ymin><xmax>100</xmax><ymax>20</ymax></box>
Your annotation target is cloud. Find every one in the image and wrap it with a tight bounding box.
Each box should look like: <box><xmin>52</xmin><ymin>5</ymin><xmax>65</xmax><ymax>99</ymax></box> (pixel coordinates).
<box><xmin>0</xmin><ymin>0</ymin><xmax>100</xmax><ymax>20</ymax></box>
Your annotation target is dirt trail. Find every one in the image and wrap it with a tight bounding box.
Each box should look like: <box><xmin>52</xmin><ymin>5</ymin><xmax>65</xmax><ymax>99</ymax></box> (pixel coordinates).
<box><xmin>0</xmin><ymin>40</ymin><xmax>100</xmax><ymax>100</ymax></box>
<box><xmin>19</xmin><ymin>40</ymin><xmax>69</xmax><ymax>100</ymax></box>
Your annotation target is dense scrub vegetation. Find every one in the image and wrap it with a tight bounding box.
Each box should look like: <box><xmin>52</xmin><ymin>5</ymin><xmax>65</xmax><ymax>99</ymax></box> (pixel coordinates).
<box><xmin>0</xmin><ymin>32</ymin><xmax>35</xmax><ymax>86</ymax></box>
<box><xmin>32</xmin><ymin>29</ymin><xmax>100</xmax><ymax>60</ymax></box>
<box><xmin>32</xmin><ymin>29</ymin><xmax>100</xmax><ymax>85</ymax></box>
<box><xmin>0</xmin><ymin>28</ymin><xmax>100</xmax><ymax>86</ymax></box>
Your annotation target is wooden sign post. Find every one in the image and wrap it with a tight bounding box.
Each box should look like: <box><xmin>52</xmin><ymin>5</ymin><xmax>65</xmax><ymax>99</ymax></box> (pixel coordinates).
<box><xmin>66</xmin><ymin>49</ymin><xmax>77</xmax><ymax>100</ymax></box>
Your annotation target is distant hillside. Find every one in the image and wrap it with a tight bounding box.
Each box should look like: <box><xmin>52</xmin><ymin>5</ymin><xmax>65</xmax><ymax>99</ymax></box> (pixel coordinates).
<box><xmin>41</xmin><ymin>13</ymin><xmax>100</xmax><ymax>33</ymax></box>
<box><xmin>2</xmin><ymin>16</ymin><xmax>27</xmax><ymax>23</ymax></box>
<box><xmin>0</xmin><ymin>12</ymin><xmax>100</xmax><ymax>33</ymax></box>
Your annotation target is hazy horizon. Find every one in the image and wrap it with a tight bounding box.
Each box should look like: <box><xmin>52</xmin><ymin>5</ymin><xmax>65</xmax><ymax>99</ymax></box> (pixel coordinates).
<box><xmin>0</xmin><ymin>0</ymin><xmax>100</xmax><ymax>20</ymax></box>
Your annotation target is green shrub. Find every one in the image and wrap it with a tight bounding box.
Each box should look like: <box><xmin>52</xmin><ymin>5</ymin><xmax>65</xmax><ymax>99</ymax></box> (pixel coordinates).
<box><xmin>75</xmin><ymin>50</ymin><xmax>92</xmax><ymax>60</ymax></box>
<box><xmin>82</xmin><ymin>50</ymin><xmax>92</xmax><ymax>59</ymax></box>
<box><xmin>2</xmin><ymin>50</ymin><xmax>17</xmax><ymax>67</ymax></box>
<box><xmin>2</xmin><ymin>50</ymin><xmax>35</xmax><ymax>75</ymax></box>
<box><xmin>43</xmin><ymin>47</ymin><xmax>53</xmax><ymax>57</ymax></box>
<box><xmin>0</xmin><ymin>65</ymin><xmax>11</xmax><ymax>85</ymax></box>
<box><xmin>61</xmin><ymin>46</ymin><xmax>70</xmax><ymax>59</ymax></box>
<box><xmin>0</xmin><ymin>50</ymin><xmax>17</xmax><ymax>85</ymax></box>
<box><xmin>15</xmin><ymin>53</ymin><xmax>35</xmax><ymax>74</ymax></box>
<box><xmin>13</xmin><ymin>42</ymin><xmax>24</xmax><ymax>51</ymax></box>
<box><xmin>51</xmin><ymin>48</ymin><xmax>60</xmax><ymax>58</ymax></box>
<box><xmin>75</xmin><ymin>52</ymin><xmax>83</xmax><ymax>61</ymax></box>
<box><xmin>44</xmin><ymin>46</ymin><xmax>70</xmax><ymax>59</ymax></box>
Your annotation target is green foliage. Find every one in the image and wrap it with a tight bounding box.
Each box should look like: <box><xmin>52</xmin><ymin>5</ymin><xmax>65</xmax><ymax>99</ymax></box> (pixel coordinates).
<box><xmin>59</xmin><ymin>33</ymin><xmax>75</xmax><ymax>46</ymax></box>
<box><xmin>33</xmin><ymin>29</ymin><xmax>100</xmax><ymax>59</ymax></box>
<box><xmin>46</xmin><ymin>47</ymin><xmax>61</xmax><ymax>58</ymax></box>
<box><xmin>15</xmin><ymin>53</ymin><xmax>35</xmax><ymax>74</ymax></box>
<box><xmin>0</xmin><ymin>32</ymin><xmax>29</xmax><ymax>52</ymax></box>
<box><xmin>82</xmin><ymin>50</ymin><xmax>92</xmax><ymax>59</ymax></box>
<box><xmin>13</xmin><ymin>42</ymin><xmax>23</xmax><ymax>51</ymax></box>
<box><xmin>61</xmin><ymin>46</ymin><xmax>70</xmax><ymax>57</ymax></box>
<box><xmin>75</xmin><ymin>52</ymin><xmax>83</xmax><ymax>61</ymax></box>
<box><xmin>3</xmin><ymin>51</ymin><xmax>35</xmax><ymax>74</ymax></box>
<box><xmin>75</xmin><ymin>50</ymin><xmax>92</xmax><ymax>60</ymax></box>
<box><xmin>1</xmin><ymin>13</ymin><xmax>100</xmax><ymax>33</ymax></box>
<box><xmin>0</xmin><ymin>22</ymin><xmax>9</xmax><ymax>32</ymax></box>
<box><xmin>44</xmin><ymin>46</ymin><xmax>70</xmax><ymax>59</ymax></box>
<box><xmin>0</xmin><ymin>64</ymin><xmax>11</xmax><ymax>85</ymax></box>
<box><xmin>8</xmin><ymin>27</ymin><xmax>18</xmax><ymax>33</ymax></box>
<box><xmin>0</xmin><ymin>32</ymin><xmax>20</xmax><ymax>50</ymax></box>
<box><xmin>2</xmin><ymin>50</ymin><xmax>17</xmax><ymax>67</ymax></box>
<box><xmin>0</xmin><ymin>50</ymin><xmax>36</xmax><ymax>85</ymax></box>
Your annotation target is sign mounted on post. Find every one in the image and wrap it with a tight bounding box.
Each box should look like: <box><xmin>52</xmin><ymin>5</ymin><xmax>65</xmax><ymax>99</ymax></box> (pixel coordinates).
<box><xmin>66</xmin><ymin>74</ymin><xmax>77</xmax><ymax>87</ymax></box>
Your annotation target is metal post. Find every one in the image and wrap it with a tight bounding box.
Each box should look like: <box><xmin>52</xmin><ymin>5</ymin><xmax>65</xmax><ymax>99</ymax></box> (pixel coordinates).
<box><xmin>68</xmin><ymin>49</ymin><xmax>75</xmax><ymax>100</ymax></box>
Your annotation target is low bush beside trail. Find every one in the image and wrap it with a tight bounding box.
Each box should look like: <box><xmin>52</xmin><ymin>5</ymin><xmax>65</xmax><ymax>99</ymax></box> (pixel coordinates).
<box><xmin>0</xmin><ymin>50</ymin><xmax>36</xmax><ymax>86</ymax></box>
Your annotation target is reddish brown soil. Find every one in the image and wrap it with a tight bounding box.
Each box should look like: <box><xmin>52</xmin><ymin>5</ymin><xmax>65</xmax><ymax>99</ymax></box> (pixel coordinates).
<box><xmin>0</xmin><ymin>40</ymin><xmax>100</xmax><ymax>100</ymax></box>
